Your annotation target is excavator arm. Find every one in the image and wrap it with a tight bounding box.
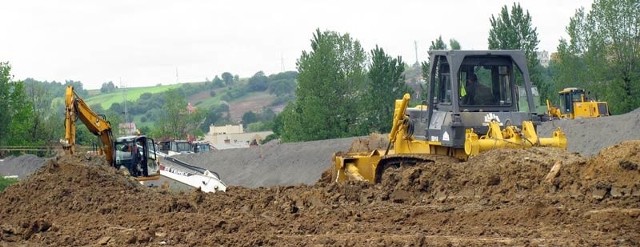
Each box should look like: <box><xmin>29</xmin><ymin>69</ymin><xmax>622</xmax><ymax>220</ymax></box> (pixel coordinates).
<box><xmin>64</xmin><ymin>86</ymin><xmax>114</xmax><ymax>164</ymax></box>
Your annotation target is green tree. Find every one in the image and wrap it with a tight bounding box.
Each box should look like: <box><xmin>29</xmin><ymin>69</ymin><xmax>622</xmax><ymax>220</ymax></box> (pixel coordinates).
<box><xmin>281</xmin><ymin>29</ymin><xmax>367</xmax><ymax>142</ymax></box>
<box><xmin>488</xmin><ymin>3</ymin><xmax>546</xmax><ymax>100</ymax></box>
<box><xmin>555</xmin><ymin>0</ymin><xmax>640</xmax><ymax>113</ymax></box>
<box><xmin>212</xmin><ymin>75</ymin><xmax>224</xmax><ymax>88</ymax></box>
<box><xmin>156</xmin><ymin>89</ymin><xmax>188</xmax><ymax>139</ymax></box>
<box><xmin>0</xmin><ymin>62</ymin><xmax>35</xmax><ymax>146</ymax></box>
<box><xmin>365</xmin><ymin>45</ymin><xmax>410</xmax><ymax>133</ymax></box>
<box><xmin>241</xmin><ymin>111</ymin><xmax>258</xmax><ymax>128</ymax></box>
<box><xmin>449</xmin><ymin>39</ymin><xmax>461</xmax><ymax>50</ymax></box>
<box><xmin>248</xmin><ymin>71</ymin><xmax>268</xmax><ymax>91</ymax></box>
<box><xmin>24</xmin><ymin>82</ymin><xmax>52</xmax><ymax>145</ymax></box>
<box><xmin>199</xmin><ymin>104</ymin><xmax>230</xmax><ymax>133</ymax></box>
<box><xmin>0</xmin><ymin>62</ymin><xmax>12</xmax><ymax>146</ymax></box>
<box><xmin>100</xmin><ymin>81</ymin><xmax>116</xmax><ymax>93</ymax></box>
<box><xmin>221</xmin><ymin>72</ymin><xmax>234</xmax><ymax>86</ymax></box>
<box><xmin>430</xmin><ymin>36</ymin><xmax>448</xmax><ymax>50</ymax></box>
<box><xmin>428</xmin><ymin>36</ymin><xmax>461</xmax><ymax>51</ymax></box>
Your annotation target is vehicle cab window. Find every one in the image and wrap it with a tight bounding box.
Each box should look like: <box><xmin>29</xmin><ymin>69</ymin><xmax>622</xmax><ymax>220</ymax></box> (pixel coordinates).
<box><xmin>458</xmin><ymin>58</ymin><xmax>514</xmax><ymax>109</ymax></box>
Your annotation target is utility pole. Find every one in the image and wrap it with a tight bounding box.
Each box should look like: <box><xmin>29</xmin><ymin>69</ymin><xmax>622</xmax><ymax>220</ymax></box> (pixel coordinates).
<box><xmin>120</xmin><ymin>78</ymin><xmax>128</xmax><ymax>123</ymax></box>
<box><xmin>175</xmin><ymin>67</ymin><xmax>179</xmax><ymax>84</ymax></box>
<box><xmin>120</xmin><ymin>77</ymin><xmax>129</xmax><ymax>136</ymax></box>
<box><xmin>414</xmin><ymin>40</ymin><xmax>419</xmax><ymax>66</ymax></box>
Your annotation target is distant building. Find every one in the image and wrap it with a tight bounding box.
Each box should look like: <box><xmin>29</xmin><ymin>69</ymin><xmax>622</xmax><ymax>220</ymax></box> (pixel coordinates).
<box><xmin>537</xmin><ymin>50</ymin><xmax>550</xmax><ymax>67</ymax></box>
<box><xmin>119</xmin><ymin>122</ymin><xmax>138</xmax><ymax>136</ymax></box>
<box><xmin>204</xmin><ymin>124</ymin><xmax>273</xmax><ymax>150</ymax></box>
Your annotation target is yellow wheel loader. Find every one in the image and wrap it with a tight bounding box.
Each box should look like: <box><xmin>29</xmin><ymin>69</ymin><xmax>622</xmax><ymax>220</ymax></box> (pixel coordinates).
<box><xmin>546</xmin><ymin>87</ymin><xmax>610</xmax><ymax>119</ymax></box>
<box><xmin>333</xmin><ymin>50</ymin><xmax>567</xmax><ymax>183</ymax></box>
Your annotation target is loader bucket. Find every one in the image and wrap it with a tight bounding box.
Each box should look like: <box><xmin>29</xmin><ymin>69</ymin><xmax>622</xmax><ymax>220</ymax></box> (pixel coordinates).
<box><xmin>464</xmin><ymin>121</ymin><xmax>567</xmax><ymax>156</ymax></box>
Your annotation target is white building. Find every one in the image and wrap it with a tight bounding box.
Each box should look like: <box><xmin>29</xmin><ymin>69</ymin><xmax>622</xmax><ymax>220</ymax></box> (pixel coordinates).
<box><xmin>203</xmin><ymin>124</ymin><xmax>273</xmax><ymax>150</ymax></box>
<box><xmin>537</xmin><ymin>50</ymin><xmax>550</xmax><ymax>67</ymax></box>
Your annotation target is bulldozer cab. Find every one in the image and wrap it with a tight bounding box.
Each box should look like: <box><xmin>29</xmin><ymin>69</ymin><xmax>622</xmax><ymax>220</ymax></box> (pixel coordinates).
<box><xmin>423</xmin><ymin>50</ymin><xmax>539</xmax><ymax>148</ymax></box>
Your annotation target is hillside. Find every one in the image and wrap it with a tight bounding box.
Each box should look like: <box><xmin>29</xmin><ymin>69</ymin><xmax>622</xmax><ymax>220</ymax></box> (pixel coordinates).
<box><xmin>74</xmin><ymin>73</ymin><xmax>296</xmax><ymax>134</ymax></box>
<box><xmin>85</xmin><ymin>84</ymin><xmax>182</xmax><ymax>110</ymax></box>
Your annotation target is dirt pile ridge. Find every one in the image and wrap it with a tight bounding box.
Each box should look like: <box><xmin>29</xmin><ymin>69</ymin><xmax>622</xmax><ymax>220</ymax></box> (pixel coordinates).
<box><xmin>1</xmin><ymin>140</ymin><xmax>639</xmax><ymax>246</ymax></box>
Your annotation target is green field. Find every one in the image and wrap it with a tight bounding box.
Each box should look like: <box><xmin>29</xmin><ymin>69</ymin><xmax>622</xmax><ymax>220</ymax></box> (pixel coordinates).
<box><xmin>85</xmin><ymin>84</ymin><xmax>182</xmax><ymax>109</ymax></box>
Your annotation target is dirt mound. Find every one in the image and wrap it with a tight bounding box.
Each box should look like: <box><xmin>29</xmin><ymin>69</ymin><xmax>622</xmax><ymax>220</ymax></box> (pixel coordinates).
<box><xmin>1</xmin><ymin>142</ymin><xmax>639</xmax><ymax>246</ymax></box>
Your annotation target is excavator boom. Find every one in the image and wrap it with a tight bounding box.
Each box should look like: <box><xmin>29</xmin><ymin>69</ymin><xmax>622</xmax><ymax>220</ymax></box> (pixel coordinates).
<box><xmin>64</xmin><ymin>86</ymin><xmax>114</xmax><ymax>164</ymax></box>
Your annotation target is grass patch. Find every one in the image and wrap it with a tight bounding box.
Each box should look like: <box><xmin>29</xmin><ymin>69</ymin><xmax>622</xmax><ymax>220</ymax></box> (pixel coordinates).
<box><xmin>85</xmin><ymin>84</ymin><xmax>182</xmax><ymax>109</ymax></box>
<box><xmin>0</xmin><ymin>176</ymin><xmax>19</xmax><ymax>192</ymax></box>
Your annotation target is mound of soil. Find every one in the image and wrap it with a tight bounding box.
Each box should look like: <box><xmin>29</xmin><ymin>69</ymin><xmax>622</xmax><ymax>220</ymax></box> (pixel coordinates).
<box><xmin>1</xmin><ymin>140</ymin><xmax>639</xmax><ymax>246</ymax></box>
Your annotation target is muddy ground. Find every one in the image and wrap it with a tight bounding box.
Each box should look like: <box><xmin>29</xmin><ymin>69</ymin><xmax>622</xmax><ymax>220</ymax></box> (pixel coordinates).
<box><xmin>1</xmin><ymin>109</ymin><xmax>639</xmax><ymax>246</ymax></box>
<box><xmin>1</xmin><ymin>139</ymin><xmax>639</xmax><ymax>246</ymax></box>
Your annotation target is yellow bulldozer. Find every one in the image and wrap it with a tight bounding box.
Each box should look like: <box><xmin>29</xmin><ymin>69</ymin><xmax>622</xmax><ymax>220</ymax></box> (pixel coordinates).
<box><xmin>332</xmin><ymin>50</ymin><xmax>567</xmax><ymax>183</ymax></box>
<box><xmin>546</xmin><ymin>87</ymin><xmax>610</xmax><ymax>119</ymax></box>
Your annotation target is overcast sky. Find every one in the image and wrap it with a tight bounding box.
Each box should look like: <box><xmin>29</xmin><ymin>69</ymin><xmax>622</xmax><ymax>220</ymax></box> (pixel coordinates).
<box><xmin>1</xmin><ymin>0</ymin><xmax>592</xmax><ymax>89</ymax></box>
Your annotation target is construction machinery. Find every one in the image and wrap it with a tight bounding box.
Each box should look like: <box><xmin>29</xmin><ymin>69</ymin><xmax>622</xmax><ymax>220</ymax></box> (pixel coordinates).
<box><xmin>160</xmin><ymin>156</ymin><xmax>226</xmax><ymax>193</ymax></box>
<box><xmin>63</xmin><ymin>85</ymin><xmax>160</xmax><ymax>180</ymax></box>
<box><xmin>158</xmin><ymin>140</ymin><xmax>212</xmax><ymax>156</ymax></box>
<box><xmin>63</xmin><ymin>86</ymin><xmax>226</xmax><ymax>192</ymax></box>
<box><xmin>333</xmin><ymin>50</ymin><xmax>567</xmax><ymax>183</ymax></box>
<box><xmin>546</xmin><ymin>87</ymin><xmax>610</xmax><ymax>119</ymax></box>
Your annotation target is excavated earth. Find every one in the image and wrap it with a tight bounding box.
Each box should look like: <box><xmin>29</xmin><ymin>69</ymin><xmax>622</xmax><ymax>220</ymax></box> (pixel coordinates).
<box><xmin>1</xmin><ymin>140</ymin><xmax>639</xmax><ymax>246</ymax></box>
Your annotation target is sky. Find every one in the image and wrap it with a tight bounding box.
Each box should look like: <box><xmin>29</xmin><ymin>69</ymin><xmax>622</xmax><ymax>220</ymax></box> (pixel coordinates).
<box><xmin>0</xmin><ymin>0</ymin><xmax>593</xmax><ymax>90</ymax></box>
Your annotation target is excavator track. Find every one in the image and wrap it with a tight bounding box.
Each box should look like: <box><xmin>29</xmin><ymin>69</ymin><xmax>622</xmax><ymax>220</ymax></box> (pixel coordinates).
<box><xmin>374</xmin><ymin>155</ymin><xmax>435</xmax><ymax>183</ymax></box>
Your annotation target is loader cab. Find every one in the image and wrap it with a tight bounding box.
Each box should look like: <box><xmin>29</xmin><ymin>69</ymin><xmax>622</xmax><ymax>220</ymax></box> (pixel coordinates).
<box><xmin>557</xmin><ymin>87</ymin><xmax>610</xmax><ymax>118</ymax></box>
<box><xmin>423</xmin><ymin>50</ymin><xmax>538</xmax><ymax>148</ymax></box>
<box><xmin>558</xmin><ymin>87</ymin><xmax>585</xmax><ymax>115</ymax></box>
<box><xmin>114</xmin><ymin>135</ymin><xmax>159</xmax><ymax>177</ymax></box>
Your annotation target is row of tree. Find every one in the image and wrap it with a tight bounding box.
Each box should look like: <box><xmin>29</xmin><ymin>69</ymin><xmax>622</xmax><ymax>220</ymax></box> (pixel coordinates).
<box><xmin>273</xmin><ymin>0</ymin><xmax>640</xmax><ymax>142</ymax></box>
<box><xmin>553</xmin><ymin>0</ymin><xmax>640</xmax><ymax>114</ymax></box>
<box><xmin>275</xmin><ymin>30</ymin><xmax>410</xmax><ymax>142</ymax></box>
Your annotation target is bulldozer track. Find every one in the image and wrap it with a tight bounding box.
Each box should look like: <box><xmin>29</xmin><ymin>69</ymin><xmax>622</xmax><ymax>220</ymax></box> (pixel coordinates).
<box><xmin>374</xmin><ymin>155</ymin><xmax>435</xmax><ymax>183</ymax></box>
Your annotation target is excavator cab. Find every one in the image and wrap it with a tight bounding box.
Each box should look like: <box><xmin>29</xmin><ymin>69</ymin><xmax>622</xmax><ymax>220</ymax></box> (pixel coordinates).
<box><xmin>114</xmin><ymin>135</ymin><xmax>160</xmax><ymax>179</ymax></box>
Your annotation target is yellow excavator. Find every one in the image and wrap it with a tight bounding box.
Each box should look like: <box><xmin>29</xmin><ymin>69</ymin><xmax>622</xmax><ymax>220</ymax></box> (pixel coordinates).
<box><xmin>333</xmin><ymin>50</ymin><xmax>567</xmax><ymax>183</ymax></box>
<box><xmin>63</xmin><ymin>86</ymin><xmax>160</xmax><ymax>180</ymax></box>
<box><xmin>546</xmin><ymin>87</ymin><xmax>610</xmax><ymax>119</ymax></box>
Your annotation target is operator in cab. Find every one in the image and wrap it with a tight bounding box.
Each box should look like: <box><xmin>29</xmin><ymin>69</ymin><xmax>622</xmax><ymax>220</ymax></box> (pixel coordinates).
<box><xmin>461</xmin><ymin>73</ymin><xmax>478</xmax><ymax>105</ymax></box>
